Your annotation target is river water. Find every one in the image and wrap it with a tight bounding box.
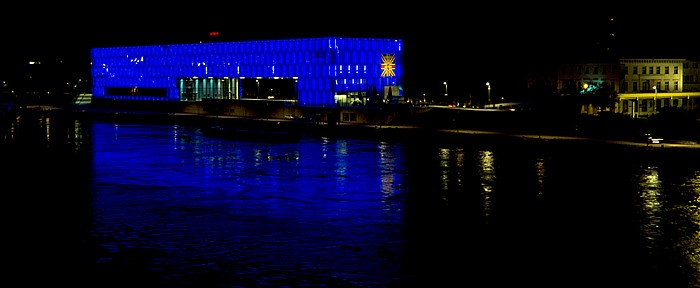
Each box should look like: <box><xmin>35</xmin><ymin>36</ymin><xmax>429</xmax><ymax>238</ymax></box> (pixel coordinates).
<box><xmin>2</xmin><ymin>108</ymin><xmax>699</xmax><ymax>287</ymax></box>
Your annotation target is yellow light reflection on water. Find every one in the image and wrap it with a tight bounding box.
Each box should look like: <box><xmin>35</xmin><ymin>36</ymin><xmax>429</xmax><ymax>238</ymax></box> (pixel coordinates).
<box><xmin>43</xmin><ymin>116</ymin><xmax>51</xmax><ymax>145</ymax></box>
<box><xmin>437</xmin><ymin>148</ymin><xmax>451</xmax><ymax>205</ymax></box>
<box><xmin>639</xmin><ymin>166</ymin><xmax>662</xmax><ymax>248</ymax></box>
<box><xmin>535</xmin><ymin>156</ymin><xmax>546</xmax><ymax>197</ymax></box>
<box><xmin>72</xmin><ymin>119</ymin><xmax>87</xmax><ymax>153</ymax></box>
<box><xmin>685</xmin><ymin>171</ymin><xmax>700</xmax><ymax>287</ymax></box>
<box><xmin>639</xmin><ymin>166</ymin><xmax>700</xmax><ymax>287</ymax></box>
<box><xmin>478</xmin><ymin>150</ymin><xmax>495</xmax><ymax>220</ymax></box>
<box><xmin>437</xmin><ymin>147</ymin><xmax>465</xmax><ymax>206</ymax></box>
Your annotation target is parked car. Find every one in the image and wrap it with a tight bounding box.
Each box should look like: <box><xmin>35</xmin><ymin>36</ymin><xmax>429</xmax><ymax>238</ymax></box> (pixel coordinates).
<box><xmin>644</xmin><ymin>133</ymin><xmax>664</xmax><ymax>144</ymax></box>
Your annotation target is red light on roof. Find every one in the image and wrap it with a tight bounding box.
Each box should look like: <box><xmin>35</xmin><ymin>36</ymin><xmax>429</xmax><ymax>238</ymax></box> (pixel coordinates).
<box><xmin>209</xmin><ymin>31</ymin><xmax>219</xmax><ymax>37</ymax></box>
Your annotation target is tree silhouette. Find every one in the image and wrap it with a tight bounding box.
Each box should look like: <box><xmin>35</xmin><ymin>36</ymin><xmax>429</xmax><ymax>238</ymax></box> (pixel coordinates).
<box><xmin>580</xmin><ymin>82</ymin><xmax>618</xmax><ymax>113</ymax></box>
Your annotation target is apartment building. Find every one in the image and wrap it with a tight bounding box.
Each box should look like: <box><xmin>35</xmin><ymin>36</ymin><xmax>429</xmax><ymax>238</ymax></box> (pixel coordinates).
<box><xmin>617</xmin><ymin>59</ymin><xmax>699</xmax><ymax>118</ymax></box>
<box><xmin>555</xmin><ymin>59</ymin><xmax>700</xmax><ymax>117</ymax></box>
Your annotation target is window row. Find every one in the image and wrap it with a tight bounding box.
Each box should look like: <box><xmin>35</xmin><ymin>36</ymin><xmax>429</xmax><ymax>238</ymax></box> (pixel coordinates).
<box><xmin>91</xmin><ymin>38</ymin><xmax>402</xmax><ymax>57</ymax></box>
<box><xmin>626</xmin><ymin>81</ymin><xmax>679</xmax><ymax>92</ymax></box>
<box><xmin>629</xmin><ymin>66</ymin><xmax>679</xmax><ymax>75</ymax></box>
<box><xmin>92</xmin><ymin>51</ymin><xmax>393</xmax><ymax>69</ymax></box>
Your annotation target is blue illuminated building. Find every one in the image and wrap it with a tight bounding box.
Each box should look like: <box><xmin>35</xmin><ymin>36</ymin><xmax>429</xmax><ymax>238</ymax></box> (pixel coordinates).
<box><xmin>90</xmin><ymin>37</ymin><xmax>403</xmax><ymax>107</ymax></box>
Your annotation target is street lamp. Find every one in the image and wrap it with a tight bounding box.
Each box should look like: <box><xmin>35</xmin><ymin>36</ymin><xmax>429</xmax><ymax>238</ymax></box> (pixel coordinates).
<box><xmin>443</xmin><ymin>81</ymin><xmax>448</xmax><ymax>98</ymax></box>
<box><xmin>582</xmin><ymin>83</ymin><xmax>590</xmax><ymax>114</ymax></box>
<box><xmin>652</xmin><ymin>85</ymin><xmax>657</xmax><ymax>114</ymax></box>
<box><xmin>486</xmin><ymin>82</ymin><xmax>491</xmax><ymax>107</ymax></box>
<box><xmin>256</xmin><ymin>79</ymin><xmax>260</xmax><ymax>98</ymax></box>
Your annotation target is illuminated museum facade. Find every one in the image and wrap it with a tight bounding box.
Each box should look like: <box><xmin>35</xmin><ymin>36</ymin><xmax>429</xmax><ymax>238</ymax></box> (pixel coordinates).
<box><xmin>90</xmin><ymin>37</ymin><xmax>403</xmax><ymax>107</ymax></box>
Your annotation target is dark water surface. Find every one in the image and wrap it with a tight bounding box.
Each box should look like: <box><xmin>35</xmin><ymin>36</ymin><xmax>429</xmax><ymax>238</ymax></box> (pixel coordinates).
<box><xmin>3</xmin><ymin>109</ymin><xmax>699</xmax><ymax>287</ymax></box>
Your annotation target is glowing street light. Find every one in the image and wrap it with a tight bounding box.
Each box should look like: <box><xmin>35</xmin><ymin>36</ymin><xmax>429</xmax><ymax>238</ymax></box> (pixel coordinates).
<box><xmin>652</xmin><ymin>85</ymin><xmax>658</xmax><ymax>114</ymax></box>
<box><xmin>582</xmin><ymin>83</ymin><xmax>590</xmax><ymax>114</ymax></box>
<box><xmin>443</xmin><ymin>82</ymin><xmax>448</xmax><ymax>98</ymax></box>
<box><xmin>486</xmin><ymin>82</ymin><xmax>491</xmax><ymax>107</ymax></box>
<box><xmin>256</xmin><ymin>79</ymin><xmax>260</xmax><ymax>98</ymax></box>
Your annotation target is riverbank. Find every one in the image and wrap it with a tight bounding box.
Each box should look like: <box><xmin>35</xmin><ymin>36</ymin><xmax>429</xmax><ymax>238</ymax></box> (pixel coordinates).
<box><xmin>17</xmin><ymin>104</ymin><xmax>700</xmax><ymax>150</ymax></box>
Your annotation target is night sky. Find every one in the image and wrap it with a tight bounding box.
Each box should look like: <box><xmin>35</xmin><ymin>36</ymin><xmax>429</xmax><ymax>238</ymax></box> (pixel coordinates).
<box><xmin>2</xmin><ymin>6</ymin><xmax>698</xmax><ymax>98</ymax></box>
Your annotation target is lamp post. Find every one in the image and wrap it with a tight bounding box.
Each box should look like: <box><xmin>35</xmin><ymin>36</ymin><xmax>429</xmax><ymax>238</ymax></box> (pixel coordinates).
<box><xmin>652</xmin><ymin>85</ymin><xmax>657</xmax><ymax>115</ymax></box>
<box><xmin>583</xmin><ymin>83</ymin><xmax>589</xmax><ymax>114</ymax></box>
<box><xmin>443</xmin><ymin>82</ymin><xmax>448</xmax><ymax>105</ymax></box>
<box><xmin>256</xmin><ymin>79</ymin><xmax>260</xmax><ymax>99</ymax></box>
<box><xmin>486</xmin><ymin>82</ymin><xmax>491</xmax><ymax>108</ymax></box>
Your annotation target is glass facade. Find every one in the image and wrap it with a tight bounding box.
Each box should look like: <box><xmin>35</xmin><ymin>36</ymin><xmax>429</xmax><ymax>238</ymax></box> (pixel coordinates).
<box><xmin>90</xmin><ymin>37</ymin><xmax>403</xmax><ymax>107</ymax></box>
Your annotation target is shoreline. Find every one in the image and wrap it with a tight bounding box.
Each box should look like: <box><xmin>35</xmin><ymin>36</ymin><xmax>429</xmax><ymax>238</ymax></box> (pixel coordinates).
<box><xmin>16</xmin><ymin>104</ymin><xmax>700</xmax><ymax>150</ymax></box>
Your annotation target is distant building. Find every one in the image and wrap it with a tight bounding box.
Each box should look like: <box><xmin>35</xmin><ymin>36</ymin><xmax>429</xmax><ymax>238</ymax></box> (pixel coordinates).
<box><xmin>90</xmin><ymin>37</ymin><xmax>404</xmax><ymax>107</ymax></box>
<box><xmin>616</xmin><ymin>59</ymin><xmax>698</xmax><ymax>118</ymax></box>
<box><xmin>549</xmin><ymin>58</ymin><xmax>700</xmax><ymax>117</ymax></box>
<box><xmin>683</xmin><ymin>59</ymin><xmax>700</xmax><ymax>92</ymax></box>
<box><xmin>619</xmin><ymin>59</ymin><xmax>685</xmax><ymax>93</ymax></box>
<box><xmin>557</xmin><ymin>62</ymin><xmax>621</xmax><ymax>95</ymax></box>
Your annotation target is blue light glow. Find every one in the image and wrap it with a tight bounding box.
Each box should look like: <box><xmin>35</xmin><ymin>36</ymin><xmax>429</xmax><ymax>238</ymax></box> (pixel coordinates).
<box><xmin>91</xmin><ymin>37</ymin><xmax>403</xmax><ymax>107</ymax></box>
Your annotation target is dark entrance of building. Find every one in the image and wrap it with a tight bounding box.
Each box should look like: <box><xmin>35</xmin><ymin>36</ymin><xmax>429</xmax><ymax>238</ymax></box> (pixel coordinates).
<box><xmin>240</xmin><ymin>78</ymin><xmax>297</xmax><ymax>101</ymax></box>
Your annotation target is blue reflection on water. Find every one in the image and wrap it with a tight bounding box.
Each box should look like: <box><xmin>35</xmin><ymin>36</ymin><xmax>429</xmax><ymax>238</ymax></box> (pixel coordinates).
<box><xmin>90</xmin><ymin>122</ymin><xmax>408</xmax><ymax>287</ymax></box>
<box><xmin>4</xmin><ymin>110</ymin><xmax>700</xmax><ymax>287</ymax></box>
